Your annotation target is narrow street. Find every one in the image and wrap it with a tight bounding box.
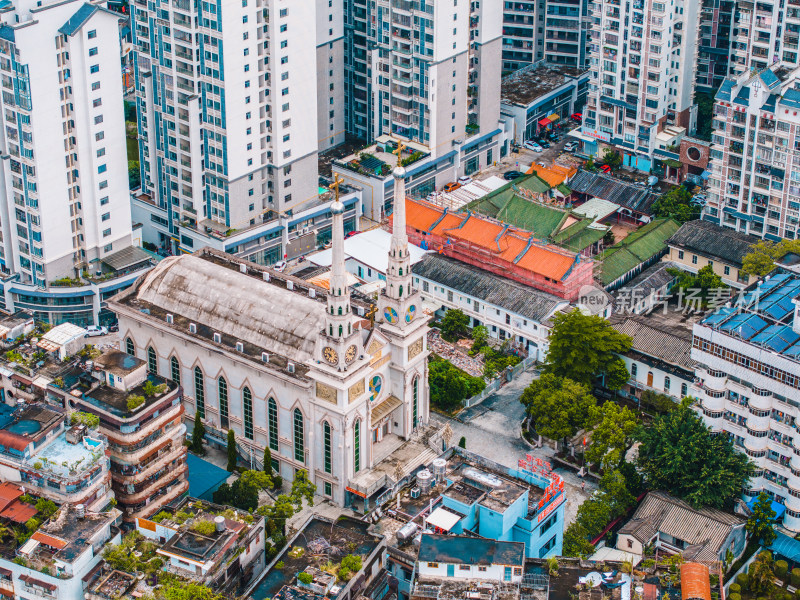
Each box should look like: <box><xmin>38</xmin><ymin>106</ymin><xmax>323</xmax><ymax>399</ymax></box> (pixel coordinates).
<box><xmin>431</xmin><ymin>365</ymin><xmax>596</xmax><ymax>526</ymax></box>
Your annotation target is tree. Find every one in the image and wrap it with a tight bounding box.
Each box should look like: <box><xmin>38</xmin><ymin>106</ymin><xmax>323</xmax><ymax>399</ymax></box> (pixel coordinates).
<box><xmin>35</xmin><ymin>499</ymin><xmax>57</xmax><ymax>519</ymax></box>
<box><xmin>290</xmin><ymin>469</ymin><xmax>316</xmax><ymax>509</ymax></box>
<box><xmin>586</xmin><ymin>154</ymin><xmax>596</xmax><ymax>171</ymax></box>
<box><xmin>668</xmin><ymin>265</ymin><xmax>728</xmax><ymax>308</ymax></box>
<box><xmin>240</xmin><ymin>469</ymin><xmax>273</xmax><ymax>491</ymax></box>
<box><xmin>440</xmin><ymin>309</ymin><xmax>470</xmax><ymax>341</ymax></box>
<box><xmin>636</xmin><ymin>398</ymin><xmax>754</xmax><ymax>509</ymax></box>
<box><xmin>741</xmin><ymin>239</ymin><xmax>800</xmax><ymax>278</ymax></box>
<box><xmin>695</xmin><ymin>92</ymin><xmax>714</xmax><ymax>141</ymax></box>
<box><xmin>429</xmin><ymin>357</ymin><xmax>484</xmax><ymax>411</ymax></box>
<box><xmin>602</xmin><ymin>148</ymin><xmax>622</xmax><ymax>170</ymax></box>
<box><xmin>471</xmin><ymin>325</ymin><xmax>488</xmax><ymax>354</ymax></box>
<box><xmin>226</xmin><ymin>429</ymin><xmax>237</xmax><ymax>472</ymax></box>
<box><xmin>543</xmin><ymin>309</ymin><xmax>632</xmax><ymax>388</ymax></box>
<box><xmin>520</xmin><ymin>374</ymin><xmax>596</xmax><ymax>443</ymax></box>
<box><xmin>458</xmin><ymin>436</ymin><xmax>466</xmax><ymax>449</ymax></box>
<box><xmin>191</xmin><ymin>414</ymin><xmax>205</xmax><ymax>455</ymax></box>
<box><xmin>586</xmin><ymin>402</ymin><xmax>639</xmax><ymax>470</ymax></box>
<box><xmin>651</xmin><ymin>186</ymin><xmax>700</xmax><ymax>223</ymax></box>
<box><xmin>213</xmin><ymin>478</ymin><xmax>259</xmax><ymax>512</ymax></box>
<box><xmin>746</xmin><ymin>492</ymin><xmax>777</xmax><ymax>546</ymax></box>
<box><xmin>124</xmin><ymin>100</ymin><xmax>137</xmax><ymax>123</ymax></box>
<box><xmin>128</xmin><ymin>160</ymin><xmax>141</xmax><ymax>190</ymax></box>
<box><xmin>747</xmin><ymin>551</ymin><xmax>775</xmax><ymax>596</ymax></box>
<box><xmin>263</xmin><ymin>446</ymin><xmax>273</xmax><ymax>475</ymax></box>
<box><xmin>598</xmin><ymin>469</ymin><xmax>635</xmax><ymax>519</ymax></box>
<box><xmin>155</xmin><ymin>582</ymin><xmax>226</xmax><ymax>600</ymax></box>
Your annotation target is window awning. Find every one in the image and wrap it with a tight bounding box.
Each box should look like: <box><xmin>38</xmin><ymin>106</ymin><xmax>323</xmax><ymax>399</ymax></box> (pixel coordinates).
<box><xmin>425</xmin><ymin>507</ymin><xmax>461</xmax><ymax>532</ymax></box>
<box><xmin>547</xmin><ymin>113</ymin><xmax>560</xmax><ymax>122</ymax></box>
<box><xmin>538</xmin><ymin>117</ymin><xmax>551</xmax><ymax>126</ymax></box>
<box><xmin>371</xmin><ymin>395</ymin><xmax>402</xmax><ymax>422</ymax></box>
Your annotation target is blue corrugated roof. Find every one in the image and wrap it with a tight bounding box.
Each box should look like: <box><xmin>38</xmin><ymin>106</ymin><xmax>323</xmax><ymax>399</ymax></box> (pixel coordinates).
<box><xmin>780</xmin><ymin>88</ymin><xmax>800</xmax><ymax>109</ymax></box>
<box><xmin>59</xmin><ymin>3</ymin><xmax>98</xmax><ymax>36</ymax></box>
<box><xmin>762</xmin><ymin>94</ymin><xmax>777</xmax><ymax>113</ymax></box>
<box><xmin>716</xmin><ymin>79</ymin><xmax>735</xmax><ymax>102</ymax></box>
<box><xmin>770</xmin><ymin>532</ymin><xmax>800</xmax><ymax>563</ymax></box>
<box><xmin>733</xmin><ymin>86</ymin><xmax>750</xmax><ymax>106</ymax></box>
<box><xmin>760</xmin><ymin>69</ymin><xmax>782</xmax><ymax>90</ymax></box>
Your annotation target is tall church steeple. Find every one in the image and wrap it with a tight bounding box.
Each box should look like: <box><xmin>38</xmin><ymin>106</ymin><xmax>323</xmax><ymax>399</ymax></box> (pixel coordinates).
<box><xmin>317</xmin><ymin>175</ymin><xmax>362</xmax><ymax>370</ymax></box>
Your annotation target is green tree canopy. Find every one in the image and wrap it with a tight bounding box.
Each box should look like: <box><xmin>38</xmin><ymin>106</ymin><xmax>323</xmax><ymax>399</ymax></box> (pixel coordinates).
<box><xmin>440</xmin><ymin>309</ymin><xmax>470</xmax><ymax>341</ymax></box>
<box><xmin>636</xmin><ymin>399</ymin><xmax>754</xmax><ymax>509</ymax></box>
<box><xmin>746</xmin><ymin>492</ymin><xmax>777</xmax><ymax>546</ymax></box>
<box><xmin>667</xmin><ymin>264</ymin><xmax>728</xmax><ymax>308</ymax></box>
<box><xmin>602</xmin><ymin>148</ymin><xmax>622</xmax><ymax>170</ymax></box>
<box><xmin>651</xmin><ymin>186</ymin><xmax>700</xmax><ymax>223</ymax></box>
<box><xmin>586</xmin><ymin>402</ymin><xmax>639</xmax><ymax>470</ymax></box>
<box><xmin>226</xmin><ymin>429</ymin><xmax>237</xmax><ymax>472</ymax></box>
<box><xmin>543</xmin><ymin>309</ymin><xmax>632</xmax><ymax>388</ymax></box>
<box><xmin>747</xmin><ymin>551</ymin><xmax>775</xmax><ymax>596</ymax></box>
<box><xmin>520</xmin><ymin>374</ymin><xmax>596</xmax><ymax>442</ymax></box>
<box><xmin>741</xmin><ymin>239</ymin><xmax>800</xmax><ymax>278</ymax></box>
<box><xmin>190</xmin><ymin>414</ymin><xmax>205</xmax><ymax>455</ymax></box>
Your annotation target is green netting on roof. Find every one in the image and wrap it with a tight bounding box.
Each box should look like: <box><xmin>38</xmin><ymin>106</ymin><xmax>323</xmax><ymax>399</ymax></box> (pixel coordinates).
<box><xmin>496</xmin><ymin>196</ymin><xmax>570</xmax><ymax>238</ymax></box>
<box><xmin>558</xmin><ymin>226</ymin><xmax>607</xmax><ymax>253</ymax></box>
<box><xmin>597</xmin><ymin>218</ymin><xmax>681</xmax><ymax>286</ymax></box>
<box><xmin>556</xmin><ymin>184</ymin><xmax>572</xmax><ymax>195</ymax></box>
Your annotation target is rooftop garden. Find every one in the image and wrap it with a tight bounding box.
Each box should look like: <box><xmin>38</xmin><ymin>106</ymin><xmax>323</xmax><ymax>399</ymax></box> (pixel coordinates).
<box><xmin>0</xmin><ymin>495</ymin><xmax>66</xmax><ymax>572</ymax></box>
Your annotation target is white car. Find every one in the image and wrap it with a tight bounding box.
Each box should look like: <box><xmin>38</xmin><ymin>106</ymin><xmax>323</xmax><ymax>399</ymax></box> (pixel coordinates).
<box><xmin>524</xmin><ymin>141</ymin><xmax>543</xmax><ymax>152</ymax></box>
<box><xmin>85</xmin><ymin>326</ymin><xmax>108</xmax><ymax>338</ymax></box>
<box><xmin>273</xmin><ymin>260</ymin><xmax>288</xmax><ymax>272</ymax></box>
<box><xmin>564</xmin><ymin>141</ymin><xmax>579</xmax><ymax>152</ymax></box>
<box><xmin>457</xmin><ymin>176</ymin><xmax>473</xmax><ymax>186</ymax></box>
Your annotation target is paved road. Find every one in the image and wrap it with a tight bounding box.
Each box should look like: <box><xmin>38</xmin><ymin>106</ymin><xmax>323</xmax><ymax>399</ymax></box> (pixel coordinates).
<box><xmin>432</xmin><ymin>365</ymin><xmax>596</xmax><ymax>526</ymax></box>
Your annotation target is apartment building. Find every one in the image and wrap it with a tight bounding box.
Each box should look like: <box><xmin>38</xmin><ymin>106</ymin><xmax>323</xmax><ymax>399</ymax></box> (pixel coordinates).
<box><xmin>0</xmin><ymin>0</ymin><xmax>147</xmax><ymax>326</ymax></box>
<box><xmin>705</xmin><ymin>65</ymin><xmax>800</xmax><ymax>241</ymax></box>
<box><xmin>691</xmin><ymin>271</ymin><xmax>800</xmax><ymax>532</ymax></box>
<box><xmin>581</xmin><ymin>0</ymin><xmax>699</xmax><ymax>172</ymax></box>
<box><xmin>729</xmin><ymin>0</ymin><xmax>800</xmax><ymax>79</ymax></box>
<box><xmin>342</xmin><ymin>0</ymin><xmax>502</xmax><ymax>157</ymax></box>
<box><xmin>132</xmin><ymin>0</ymin><xmax>342</xmax><ymax>256</ymax></box>
<box><xmin>696</xmin><ymin>0</ymin><xmax>734</xmax><ymax>94</ymax></box>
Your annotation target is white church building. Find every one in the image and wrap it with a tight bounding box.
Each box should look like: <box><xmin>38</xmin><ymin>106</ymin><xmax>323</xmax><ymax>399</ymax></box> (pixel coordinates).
<box><xmin>109</xmin><ymin>165</ymin><xmax>431</xmax><ymax>510</ymax></box>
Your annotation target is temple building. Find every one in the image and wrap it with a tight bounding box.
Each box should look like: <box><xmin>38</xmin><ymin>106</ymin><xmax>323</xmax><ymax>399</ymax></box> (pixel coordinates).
<box><xmin>109</xmin><ymin>162</ymin><xmax>431</xmax><ymax>509</ymax></box>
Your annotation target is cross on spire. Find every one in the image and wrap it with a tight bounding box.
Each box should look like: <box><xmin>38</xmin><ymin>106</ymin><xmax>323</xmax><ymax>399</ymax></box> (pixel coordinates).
<box><xmin>329</xmin><ymin>174</ymin><xmax>345</xmax><ymax>202</ymax></box>
<box><xmin>393</xmin><ymin>141</ymin><xmax>406</xmax><ymax>160</ymax></box>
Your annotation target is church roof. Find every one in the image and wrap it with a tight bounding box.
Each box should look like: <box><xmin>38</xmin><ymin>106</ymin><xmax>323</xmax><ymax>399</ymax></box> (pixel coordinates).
<box><xmin>118</xmin><ymin>250</ymin><xmax>369</xmax><ymax>370</ymax></box>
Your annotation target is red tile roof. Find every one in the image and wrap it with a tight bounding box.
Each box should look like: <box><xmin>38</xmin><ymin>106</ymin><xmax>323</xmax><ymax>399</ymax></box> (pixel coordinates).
<box><xmin>0</xmin><ymin>430</ymin><xmax>29</xmax><ymax>452</ymax></box>
<box><xmin>681</xmin><ymin>563</ymin><xmax>711</xmax><ymax>600</ymax></box>
<box><xmin>0</xmin><ymin>501</ymin><xmax>36</xmax><ymax>523</ymax></box>
<box><xmin>31</xmin><ymin>531</ymin><xmax>69</xmax><ymax>550</ymax></box>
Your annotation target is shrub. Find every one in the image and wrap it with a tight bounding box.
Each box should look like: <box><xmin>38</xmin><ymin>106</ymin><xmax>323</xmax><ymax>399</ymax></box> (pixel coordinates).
<box><xmin>793</xmin><ymin>568</ymin><xmax>800</xmax><ymax>587</ymax></box>
<box><xmin>33</xmin><ymin>462</ymin><xmax>42</xmax><ymax>470</ymax></box>
<box><xmin>151</xmin><ymin>511</ymin><xmax>171</xmax><ymax>523</ymax></box>
<box><xmin>127</xmin><ymin>395</ymin><xmax>145</xmax><ymax>411</ymax></box>
<box><xmin>729</xmin><ymin>584</ymin><xmax>741</xmax><ymax>594</ymax></box>
<box><xmin>736</xmin><ymin>573</ymin><xmax>749</xmax><ymax>588</ymax></box>
<box><xmin>71</xmin><ymin>411</ymin><xmax>100</xmax><ymax>428</ymax></box>
<box><xmin>191</xmin><ymin>520</ymin><xmax>217</xmax><ymax>536</ymax></box>
<box><xmin>276</xmin><ymin>561</ymin><xmax>285</xmax><ymax>569</ymax></box>
<box><xmin>776</xmin><ymin>560</ymin><xmax>789</xmax><ymax>578</ymax></box>
<box><xmin>298</xmin><ymin>573</ymin><xmax>313</xmax><ymax>585</ymax></box>
<box><xmin>728</xmin><ymin>594</ymin><xmax>740</xmax><ymax>600</ymax></box>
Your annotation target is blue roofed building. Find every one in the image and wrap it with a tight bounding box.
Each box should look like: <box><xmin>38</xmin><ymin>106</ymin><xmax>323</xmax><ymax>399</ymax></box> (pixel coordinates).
<box><xmin>704</xmin><ymin>64</ymin><xmax>800</xmax><ymax>241</ymax></box>
<box><xmin>691</xmin><ymin>269</ymin><xmax>800</xmax><ymax>531</ymax></box>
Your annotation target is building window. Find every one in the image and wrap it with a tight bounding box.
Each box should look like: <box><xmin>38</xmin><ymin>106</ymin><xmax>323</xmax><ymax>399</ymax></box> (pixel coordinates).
<box><xmin>294</xmin><ymin>408</ymin><xmax>304</xmax><ymax>462</ymax></box>
<box><xmin>88</xmin><ymin>29</ymin><xmax>96</xmax><ymax>38</ymax></box>
<box><xmin>194</xmin><ymin>367</ymin><xmax>205</xmax><ymax>418</ymax></box>
<box><xmin>268</xmin><ymin>398</ymin><xmax>278</xmax><ymax>451</ymax></box>
<box><xmin>678</xmin><ymin>250</ymin><xmax>684</xmax><ymax>259</ymax></box>
<box><xmin>324</xmin><ymin>421</ymin><xmax>332</xmax><ymax>473</ymax></box>
<box><xmin>243</xmin><ymin>387</ymin><xmax>253</xmax><ymax>440</ymax></box>
<box><xmin>413</xmin><ymin>377</ymin><xmax>419</xmax><ymax>428</ymax></box>
<box><xmin>147</xmin><ymin>346</ymin><xmax>157</xmax><ymax>374</ymax></box>
<box><xmin>724</xmin><ymin>265</ymin><xmax>731</xmax><ymax>276</ymax></box>
<box><xmin>125</xmin><ymin>337</ymin><xmax>134</xmax><ymax>356</ymax></box>
<box><xmin>631</xmin><ymin>363</ymin><xmax>637</xmax><ymax>377</ymax></box>
<box><xmin>692</xmin><ymin>255</ymin><xmax>698</xmax><ymax>265</ymax></box>
<box><xmin>538</xmin><ymin>534</ymin><xmax>557</xmax><ymax>558</ymax></box>
<box><xmin>90</xmin><ymin>64</ymin><xmax>99</xmax><ymax>73</ymax></box>
<box><xmin>427</xmin><ymin>563</ymin><xmax>439</xmax><ymax>568</ymax></box>
<box><xmin>170</xmin><ymin>356</ymin><xmax>180</xmax><ymax>385</ymax></box>
<box><xmin>219</xmin><ymin>376</ymin><xmax>228</xmax><ymax>429</ymax></box>
<box><xmin>354</xmin><ymin>420</ymin><xmax>361</xmax><ymax>473</ymax></box>
<box><xmin>681</xmin><ymin>382</ymin><xmax>688</xmax><ymax>397</ymax></box>
<box><xmin>324</xmin><ymin>481</ymin><xmax>332</xmax><ymax>497</ymax></box>
<box><xmin>664</xmin><ymin>376</ymin><xmax>671</xmax><ymax>391</ymax></box>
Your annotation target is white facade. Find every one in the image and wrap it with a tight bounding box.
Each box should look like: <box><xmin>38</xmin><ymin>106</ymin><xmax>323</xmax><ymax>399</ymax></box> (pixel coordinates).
<box><xmin>691</xmin><ymin>273</ymin><xmax>800</xmax><ymax>531</ymax></box>
<box><xmin>0</xmin><ymin>0</ymin><xmax>132</xmax><ymax>284</ymax></box>
<box><xmin>730</xmin><ymin>2</ymin><xmax>800</xmax><ymax>78</ymax></box>
<box><xmin>582</xmin><ymin>0</ymin><xmax>699</xmax><ymax>169</ymax></box>
<box><xmin>417</xmin><ymin>561</ymin><xmax>523</xmax><ymax>583</ymax></box>
<box><xmin>705</xmin><ymin>65</ymin><xmax>800</xmax><ymax>241</ymax></box>
<box><xmin>132</xmin><ymin>0</ymin><xmax>342</xmax><ymax>255</ymax></box>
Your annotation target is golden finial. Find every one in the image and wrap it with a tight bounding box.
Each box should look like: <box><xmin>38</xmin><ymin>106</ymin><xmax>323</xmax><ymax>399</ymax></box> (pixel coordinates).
<box><xmin>393</xmin><ymin>141</ymin><xmax>406</xmax><ymax>159</ymax></box>
<box><xmin>328</xmin><ymin>173</ymin><xmax>345</xmax><ymax>202</ymax></box>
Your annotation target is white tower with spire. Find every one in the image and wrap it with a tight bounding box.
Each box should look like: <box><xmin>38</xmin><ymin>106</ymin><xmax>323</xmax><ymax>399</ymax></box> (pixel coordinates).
<box><xmin>316</xmin><ymin>175</ymin><xmax>363</xmax><ymax>371</ymax></box>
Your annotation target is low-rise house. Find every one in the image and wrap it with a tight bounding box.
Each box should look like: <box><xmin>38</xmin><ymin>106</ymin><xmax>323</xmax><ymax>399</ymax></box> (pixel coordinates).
<box><xmin>412</xmin><ymin>254</ymin><xmax>568</xmax><ymax>361</ymax></box>
<box><xmin>0</xmin><ymin>310</ymin><xmax>35</xmax><ymax>343</ymax></box>
<box><xmin>609</xmin><ymin>312</ymin><xmax>699</xmax><ymax>402</ymax></box>
<box><xmin>612</xmin><ymin>261</ymin><xmax>678</xmax><ymax>315</ymax></box>
<box><xmin>666</xmin><ymin>220</ymin><xmax>761</xmax><ymax>289</ymax></box>
<box><xmin>0</xmin><ymin>503</ymin><xmax>121</xmax><ymax>600</ymax></box>
<box><xmin>46</xmin><ymin>349</ymin><xmax>187</xmax><ymax>522</ymax></box>
<box><xmin>135</xmin><ymin>497</ymin><xmax>265</xmax><ymax>593</ymax></box>
<box><xmin>616</xmin><ymin>491</ymin><xmax>746</xmax><ymax>562</ymax></box>
<box><xmin>36</xmin><ymin>323</ymin><xmax>87</xmax><ymax>361</ymax></box>
<box><xmin>416</xmin><ymin>535</ymin><xmax>525</xmax><ymax>583</ymax></box>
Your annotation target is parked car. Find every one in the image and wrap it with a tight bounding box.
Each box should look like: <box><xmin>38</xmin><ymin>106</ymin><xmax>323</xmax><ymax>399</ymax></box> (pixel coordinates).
<box><xmin>273</xmin><ymin>260</ymin><xmax>288</xmax><ymax>272</ymax></box>
<box><xmin>444</xmin><ymin>182</ymin><xmax>461</xmax><ymax>193</ymax></box>
<box><xmin>108</xmin><ymin>323</ymin><xmax>119</xmax><ymax>333</ymax></box>
<box><xmin>537</xmin><ymin>162</ymin><xmax>547</xmax><ymax>168</ymax></box>
<box><xmin>503</xmin><ymin>170</ymin><xmax>524</xmax><ymax>180</ymax></box>
<box><xmin>345</xmin><ymin>230</ymin><xmax>361</xmax><ymax>239</ymax></box>
<box><xmin>85</xmin><ymin>326</ymin><xmax>108</xmax><ymax>338</ymax></box>
<box><xmin>570</xmin><ymin>113</ymin><xmax>583</xmax><ymax>122</ymax></box>
<box><xmin>458</xmin><ymin>176</ymin><xmax>473</xmax><ymax>186</ymax></box>
<box><xmin>600</xmin><ymin>164</ymin><xmax>612</xmax><ymax>173</ymax></box>
<box><xmin>564</xmin><ymin>141</ymin><xmax>579</xmax><ymax>152</ymax></box>
<box><xmin>538</xmin><ymin>140</ymin><xmax>551</xmax><ymax>148</ymax></box>
<box><xmin>524</xmin><ymin>141</ymin><xmax>543</xmax><ymax>152</ymax></box>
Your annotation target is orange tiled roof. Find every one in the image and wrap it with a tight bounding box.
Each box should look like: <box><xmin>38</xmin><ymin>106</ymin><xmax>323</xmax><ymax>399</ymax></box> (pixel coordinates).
<box><xmin>527</xmin><ymin>164</ymin><xmax>577</xmax><ymax>187</ymax></box>
<box><xmin>1</xmin><ymin>501</ymin><xmax>36</xmax><ymax>524</ymax></box>
<box><xmin>680</xmin><ymin>563</ymin><xmax>711</xmax><ymax>600</ymax></box>
<box><xmin>515</xmin><ymin>244</ymin><xmax>576</xmax><ymax>281</ymax></box>
<box><xmin>0</xmin><ymin>482</ymin><xmax>22</xmax><ymax>506</ymax></box>
<box><xmin>446</xmin><ymin>215</ymin><xmax>506</xmax><ymax>249</ymax></box>
<box><xmin>430</xmin><ymin>212</ymin><xmax>466</xmax><ymax>236</ymax></box>
<box><xmin>31</xmin><ymin>531</ymin><xmax>68</xmax><ymax>550</ymax></box>
<box><xmin>405</xmin><ymin>199</ymin><xmax>448</xmax><ymax>232</ymax></box>
<box><xmin>498</xmin><ymin>232</ymin><xmax>531</xmax><ymax>263</ymax></box>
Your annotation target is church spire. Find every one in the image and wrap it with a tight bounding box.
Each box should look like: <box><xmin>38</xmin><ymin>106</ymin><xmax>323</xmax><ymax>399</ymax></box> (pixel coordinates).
<box><xmin>386</xmin><ymin>142</ymin><xmax>412</xmax><ymax>302</ymax></box>
<box><xmin>325</xmin><ymin>175</ymin><xmax>353</xmax><ymax>340</ymax></box>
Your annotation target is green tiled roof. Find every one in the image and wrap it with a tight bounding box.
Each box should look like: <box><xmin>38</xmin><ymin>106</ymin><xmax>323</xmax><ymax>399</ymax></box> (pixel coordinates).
<box><xmin>597</xmin><ymin>218</ymin><xmax>681</xmax><ymax>286</ymax></box>
<box><xmin>554</xmin><ymin>219</ymin><xmax>607</xmax><ymax>252</ymax></box>
<box><xmin>556</xmin><ymin>183</ymin><xmax>572</xmax><ymax>195</ymax></box>
<box><xmin>496</xmin><ymin>196</ymin><xmax>569</xmax><ymax>238</ymax></box>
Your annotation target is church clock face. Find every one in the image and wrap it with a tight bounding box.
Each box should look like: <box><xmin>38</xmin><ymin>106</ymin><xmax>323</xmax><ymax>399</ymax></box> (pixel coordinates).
<box><xmin>323</xmin><ymin>346</ymin><xmax>339</xmax><ymax>365</ymax></box>
<box><xmin>384</xmin><ymin>307</ymin><xmax>398</xmax><ymax>324</ymax></box>
<box><xmin>406</xmin><ymin>305</ymin><xmax>417</xmax><ymax>323</ymax></box>
<box><xmin>345</xmin><ymin>344</ymin><xmax>358</xmax><ymax>364</ymax></box>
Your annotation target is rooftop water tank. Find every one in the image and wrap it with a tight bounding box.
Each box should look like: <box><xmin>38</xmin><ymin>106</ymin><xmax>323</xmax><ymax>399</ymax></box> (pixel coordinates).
<box><xmin>396</xmin><ymin>522</ymin><xmax>418</xmax><ymax>544</ymax></box>
<box><xmin>417</xmin><ymin>469</ymin><xmax>433</xmax><ymax>494</ymax></box>
<box><xmin>432</xmin><ymin>458</ymin><xmax>446</xmax><ymax>483</ymax></box>
<box><xmin>214</xmin><ymin>515</ymin><xmax>226</xmax><ymax>532</ymax></box>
